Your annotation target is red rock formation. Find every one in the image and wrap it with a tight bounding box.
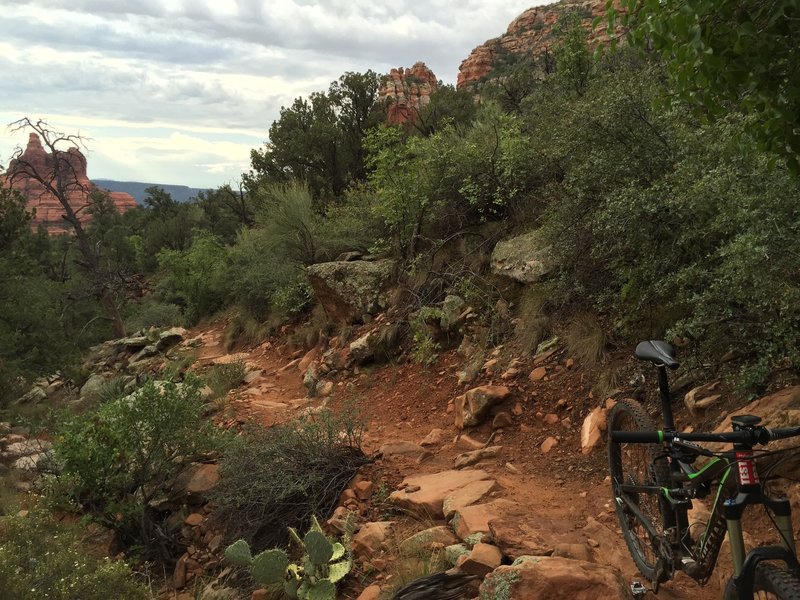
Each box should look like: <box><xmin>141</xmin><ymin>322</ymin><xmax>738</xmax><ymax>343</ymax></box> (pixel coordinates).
<box><xmin>379</xmin><ymin>62</ymin><xmax>439</xmax><ymax>126</ymax></box>
<box><xmin>457</xmin><ymin>0</ymin><xmax>623</xmax><ymax>88</ymax></box>
<box><xmin>2</xmin><ymin>133</ymin><xmax>137</xmax><ymax>234</ymax></box>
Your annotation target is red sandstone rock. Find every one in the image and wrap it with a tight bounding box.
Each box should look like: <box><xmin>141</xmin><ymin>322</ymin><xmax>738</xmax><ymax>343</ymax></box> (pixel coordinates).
<box><xmin>379</xmin><ymin>62</ymin><xmax>438</xmax><ymax>126</ymax></box>
<box><xmin>3</xmin><ymin>133</ymin><xmax>136</xmax><ymax>235</ymax></box>
<box><xmin>457</xmin><ymin>0</ymin><xmax>625</xmax><ymax>89</ymax></box>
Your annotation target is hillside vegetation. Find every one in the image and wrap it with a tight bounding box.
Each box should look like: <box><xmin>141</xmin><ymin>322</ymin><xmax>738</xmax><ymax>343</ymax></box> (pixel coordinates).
<box><xmin>2</xmin><ymin>16</ymin><xmax>797</xmax><ymax>404</ymax></box>
<box><xmin>1</xmin><ymin>6</ymin><xmax>799</xmax><ymax>599</ymax></box>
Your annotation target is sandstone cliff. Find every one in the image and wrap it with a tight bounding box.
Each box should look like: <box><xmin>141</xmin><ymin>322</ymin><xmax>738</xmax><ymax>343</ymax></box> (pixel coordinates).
<box><xmin>457</xmin><ymin>0</ymin><xmax>621</xmax><ymax>88</ymax></box>
<box><xmin>3</xmin><ymin>133</ymin><xmax>137</xmax><ymax>235</ymax></box>
<box><xmin>379</xmin><ymin>62</ymin><xmax>439</xmax><ymax>126</ymax></box>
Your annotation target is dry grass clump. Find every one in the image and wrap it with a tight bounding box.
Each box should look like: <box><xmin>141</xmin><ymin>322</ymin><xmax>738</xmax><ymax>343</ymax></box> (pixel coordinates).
<box><xmin>565</xmin><ymin>313</ymin><xmax>607</xmax><ymax>367</ymax></box>
<box><xmin>513</xmin><ymin>284</ymin><xmax>552</xmax><ymax>355</ymax></box>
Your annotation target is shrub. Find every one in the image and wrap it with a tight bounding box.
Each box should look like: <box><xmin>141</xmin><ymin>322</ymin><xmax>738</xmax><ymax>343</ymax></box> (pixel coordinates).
<box><xmin>157</xmin><ymin>231</ymin><xmax>229</xmax><ymax>324</ymax></box>
<box><xmin>0</xmin><ymin>511</ymin><xmax>150</xmax><ymax>600</ymax></box>
<box><xmin>52</xmin><ymin>377</ymin><xmax>222</xmax><ymax>555</ymax></box>
<box><xmin>212</xmin><ymin>407</ymin><xmax>369</xmax><ymax>550</ymax></box>
<box><xmin>204</xmin><ymin>360</ymin><xmax>247</xmax><ymax>400</ymax></box>
<box><xmin>123</xmin><ymin>297</ymin><xmax>184</xmax><ymax>331</ymax></box>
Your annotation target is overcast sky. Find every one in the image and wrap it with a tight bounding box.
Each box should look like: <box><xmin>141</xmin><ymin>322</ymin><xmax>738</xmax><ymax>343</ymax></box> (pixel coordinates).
<box><xmin>0</xmin><ymin>0</ymin><xmax>544</xmax><ymax>189</ymax></box>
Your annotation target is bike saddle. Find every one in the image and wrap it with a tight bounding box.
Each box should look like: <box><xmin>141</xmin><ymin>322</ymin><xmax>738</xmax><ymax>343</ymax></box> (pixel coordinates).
<box><xmin>635</xmin><ymin>340</ymin><xmax>680</xmax><ymax>369</ymax></box>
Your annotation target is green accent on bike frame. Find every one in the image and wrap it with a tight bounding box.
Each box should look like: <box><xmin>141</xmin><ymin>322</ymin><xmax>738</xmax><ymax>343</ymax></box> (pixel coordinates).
<box><xmin>658</xmin><ymin>431</ymin><xmax>664</xmax><ymax>443</ymax></box>
<box><xmin>698</xmin><ymin>467</ymin><xmax>732</xmax><ymax>554</ymax></box>
<box><xmin>687</xmin><ymin>456</ymin><xmax>722</xmax><ymax>480</ymax></box>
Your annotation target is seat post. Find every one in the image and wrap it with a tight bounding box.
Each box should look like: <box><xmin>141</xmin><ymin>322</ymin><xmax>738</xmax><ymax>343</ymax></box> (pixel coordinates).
<box><xmin>657</xmin><ymin>365</ymin><xmax>675</xmax><ymax>431</ymax></box>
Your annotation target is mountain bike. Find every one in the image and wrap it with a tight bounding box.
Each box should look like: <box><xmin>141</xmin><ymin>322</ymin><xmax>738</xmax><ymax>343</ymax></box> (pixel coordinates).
<box><xmin>608</xmin><ymin>340</ymin><xmax>800</xmax><ymax>599</ymax></box>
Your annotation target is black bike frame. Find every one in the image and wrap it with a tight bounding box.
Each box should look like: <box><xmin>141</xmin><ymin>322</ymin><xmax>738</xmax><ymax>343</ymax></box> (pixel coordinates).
<box><xmin>616</xmin><ymin>364</ymin><xmax>800</xmax><ymax>597</ymax></box>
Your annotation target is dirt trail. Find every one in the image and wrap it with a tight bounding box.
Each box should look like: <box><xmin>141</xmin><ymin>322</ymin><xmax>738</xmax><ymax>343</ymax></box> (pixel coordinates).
<box><xmin>193</xmin><ymin>324</ymin><xmax>720</xmax><ymax>599</ymax></box>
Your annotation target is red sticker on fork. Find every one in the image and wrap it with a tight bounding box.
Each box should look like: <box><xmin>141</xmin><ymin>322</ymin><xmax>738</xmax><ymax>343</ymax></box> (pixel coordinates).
<box><xmin>735</xmin><ymin>451</ymin><xmax>759</xmax><ymax>486</ymax></box>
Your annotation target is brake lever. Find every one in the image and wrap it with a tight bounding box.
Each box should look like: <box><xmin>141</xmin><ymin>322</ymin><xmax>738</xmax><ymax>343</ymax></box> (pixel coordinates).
<box><xmin>673</xmin><ymin>437</ymin><xmax>714</xmax><ymax>457</ymax></box>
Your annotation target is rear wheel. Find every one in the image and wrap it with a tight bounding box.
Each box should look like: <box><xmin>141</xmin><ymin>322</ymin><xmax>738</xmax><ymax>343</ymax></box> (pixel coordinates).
<box><xmin>608</xmin><ymin>399</ymin><xmax>671</xmax><ymax>583</ymax></box>
<box><xmin>723</xmin><ymin>563</ymin><xmax>800</xmax><ymax>599</ymax></box>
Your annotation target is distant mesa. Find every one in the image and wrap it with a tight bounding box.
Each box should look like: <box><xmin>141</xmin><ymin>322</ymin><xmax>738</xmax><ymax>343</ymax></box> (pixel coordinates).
<box><xmin>3</xmin><ymin>133</ymin><xmax>137</xmax><ymax>235</ymax></box>
<box><xmin>457</xmin><ymin>0</ymin><xmax>622</xmax><ymax>89</ymax></box>
<box><xmin>380</xmin><ymin>62</ymin><xmax>438</xmax><ymax>126</ymax></box>
<box><xmin>93</xmin><ymin>180</ymin><xmax>208</xmax><ymax>204</ymax></box>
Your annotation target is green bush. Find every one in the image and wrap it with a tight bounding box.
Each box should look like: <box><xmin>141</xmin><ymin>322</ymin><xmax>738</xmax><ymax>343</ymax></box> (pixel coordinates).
<box><xmin>212</xmin><ymin>408</ymin><xmax>369</xmax><ymax>550</ymax></box>
<box><xmin>157</xmin><ymin>231</ymin><xmax>229</xmax><ymax>324</ymax></box>
<box><xmin>123</xmin><ymin>297</ymin><xmax>184</xmax><ymax>331</ymax></box>
<box><xmin>52</xmin><ymin>377</ymin><xmax>222</xmax><ymax>554</ymax></box>
<box><xmin>0</xmin><ymin>511</ymin><xmax>150</xmax><ymax>600</ymax></box>
<box><xmin>203</xmin><ymin>360</ymin><xmax>247</xmax><ymax>400</ymax></box>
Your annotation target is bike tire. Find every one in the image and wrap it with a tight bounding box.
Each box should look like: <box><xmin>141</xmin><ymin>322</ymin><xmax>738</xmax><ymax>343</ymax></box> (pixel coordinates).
<box><xmin>723</xmin><ymin>563</ymin><xmax>800</xmax><ymax>599</ymax></box>
<box><xmin>608</xmin><ymin>399</ymin><xmax>671</xmax><ymax>583</ymax></box>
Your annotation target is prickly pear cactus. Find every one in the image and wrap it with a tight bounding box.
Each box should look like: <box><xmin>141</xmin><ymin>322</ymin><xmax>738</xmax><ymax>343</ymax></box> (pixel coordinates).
<box><xmin>223</xmin><ymin>539</ymin><xmax>253</xmax><ymax>567</ymax></box>
<box><xmin>328</xmin><ymin>558</ymin><xmax>351</xmax><ymax>583</ymax></box>
<box><xmin>306</xmin><ymin>579</ymin><xmax>336</xmax><ymax>600</ymax></box>
<box><xmin>225</xmin><ymin>517</ymin><xmax>351</xmax><ymax>600</ymax></box>
<box><xmin>330</xmin><ymin>542</ymin><xmax>345</xmax><ymax>561</ymax></box>
<box><xmin>284</xmin><ymin>577</ymin><xmax>300</xmax><ymax>599</ymax></box>
<box><xmin>304</xmin><ymin>530</ymin><xmax>333</xmax><ymax>566</ymax></box>
<box><xmin>251</xmin><ymin>548</ymin><xmax>289</xmax><ymax>585</ymax></box>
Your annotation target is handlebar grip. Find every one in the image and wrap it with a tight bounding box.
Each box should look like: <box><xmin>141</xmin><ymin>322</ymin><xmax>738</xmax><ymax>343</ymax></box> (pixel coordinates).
<box><xmin>610</xmin><ymin>430</ymin><xmax>664</xmax><ymax>443</ymax></box>
<box><xmin>767</xmin><ymin>426</ymin><xmax>800</xmax><ymax>442</ymax></box>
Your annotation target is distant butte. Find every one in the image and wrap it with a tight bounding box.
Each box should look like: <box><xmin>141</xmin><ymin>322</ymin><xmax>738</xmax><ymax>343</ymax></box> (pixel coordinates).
<box><xmin>457</xmin><ymin>0</ymin><xmax>623</xmax><ymax>89</ymax></box>
<box><xmin>379</xmin><ymin>62</ymin><xmax>439</xmax><ymax>126</ymax></box>
<box><xmin>2</xmin><ymin>133</ymin><xmax>137</xmax><ymax>235</ymax></box>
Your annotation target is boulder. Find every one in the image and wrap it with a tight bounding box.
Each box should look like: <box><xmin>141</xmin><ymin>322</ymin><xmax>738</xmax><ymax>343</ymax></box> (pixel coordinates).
<box><xmin>388</xmin><ymin>469</ymin><xmax>494</xmax><ymax>519</ymax></box>
<box><xmin>173</xmin><ymin>463</ymin><xmax>220</xmax><ymax>503</ymax></box>
<box><xmin>684</xmin><ymin>380</ymin><xmax>722</xmax><ymax>415</ymax></box>
<box><xmin>487</xmin><ymin>505</ymin><xmax>552</xmax><ymax>559</ymax></box>
<box><xmin>1</xmin><ymin>439</ymin><xmax>53</xmax><ymax>460</ymax></box>
<box><xmin>580</xmin><ymin>407</ymin><xmax>607</xmax><ymax>454</ymax></box>
<box><xmin>451</xmin><ymin>499</ymin><xmax>518</xmax><ymax>540</ymax></box>
<box><xmin>379</xmin><ymin>441</ymin><xmax>423</xmax><ymax>456</ymax></box>
<box><xmin>119</xmin><ymin>335</ymin><xmax>151</xmax><ymax>350</ymax></box>
<box><xmin>443</xmin><ymin>479</ymin><xmax>498</xmax><ymax>519</ymax></box>
<box><xmin>458</xmin><ymin>542</ymin><xmax>503</xmax><ymax>577</ymax></box>
<box><xmin>79</xmin><ymin>374</ymin><xmax>107</xmax><ymax>401</ymax></box>
<box><xmin>454</xmin><ymin>385</ymin><xmax>511</xmax><ymax>429</ymax></box>
<box><xmin>439</xmin><ymin>295</ymin><xmax>467</xmax><ymax>332</ymax></box>
<box><xmin>157</xmin><ymin>327</ymin><xmax>187</xmax><ymax>351</ymax></box>
<box><xmin>490</xmin><ymin>229</ymin><xmax>553</xmax><ymax>284</ymax></box>
<box><xmin>306</xmin><ymin>259</ymin><xmax>396</xmax><ymax>323</ymax></box>
<box><xmin>399</xmin><ymin>526</ymin><xmax>459</xmax><ymax>554</ymax></box>
<box><xmin>348</xmin><ymin>324</ymin><xmax>401</xmax><ymax>366</ymax></box>
<box><xmin>14</xmin><ymin>386</ymin><xmax>47</xmax><ymax>405</ymax></box>
<box><xmin>352</xmin><ymin>521</ymin><xmax>395</xmax><ymax>559</ymax></box>
<box><xmin>479</xmin><ymin>555</ymin><xmax>632</xmax><ymax>599</ymax></box>
<box><xmin>454</xmin><ymin>446</ymin><xmax>502</xmax><ymax>469</ymax></box>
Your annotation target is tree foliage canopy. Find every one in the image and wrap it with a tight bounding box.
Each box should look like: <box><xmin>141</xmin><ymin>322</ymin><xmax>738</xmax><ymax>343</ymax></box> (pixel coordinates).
<box><xmin>612</xmin><ymin>0</ymin><xmax>800</xmax><ymax>170</ymax></box>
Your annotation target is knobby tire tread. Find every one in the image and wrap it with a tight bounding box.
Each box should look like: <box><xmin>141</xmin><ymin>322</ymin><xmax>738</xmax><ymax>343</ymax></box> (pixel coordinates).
<box><xmin>723</xmin><ymin>563</ymin><xmax>800</xmax><ymax>599</ymax></box>
<box><xmin>608</xmin><ymin>399</ymin><xmax>671</xmax><ymax>583</ymax></box>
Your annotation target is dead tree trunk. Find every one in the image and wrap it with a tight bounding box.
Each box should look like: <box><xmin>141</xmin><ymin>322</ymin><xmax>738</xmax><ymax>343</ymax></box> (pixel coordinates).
<box><xmin>6</xmin><ymin>118</ymin><xmax>126</xmax><ymax>338</ymax></box>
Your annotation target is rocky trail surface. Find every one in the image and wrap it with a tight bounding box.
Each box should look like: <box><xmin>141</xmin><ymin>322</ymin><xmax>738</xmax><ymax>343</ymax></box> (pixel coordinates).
<box><xmin>5</xmin><ymin>321</ymin><xmax>796</xmax><ymax>599</ymax></box>
<box><xmin>189</xmin><ymin>324</ymin><xmax>728</xmax><ymax>600</ymax></box>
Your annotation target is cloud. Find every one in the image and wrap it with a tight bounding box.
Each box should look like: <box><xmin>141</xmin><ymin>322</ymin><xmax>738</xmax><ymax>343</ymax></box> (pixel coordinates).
<box><xmin>0</xmin><ymin>0</ymin><xmax>542</xmax><ymax>187</ymax></box>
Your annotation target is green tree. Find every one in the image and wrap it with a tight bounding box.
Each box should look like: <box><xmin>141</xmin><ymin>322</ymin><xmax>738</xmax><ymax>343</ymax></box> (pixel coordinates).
<box><xmin>613</xmin><ymin>0</ymin><xmax>800</xmax><ymax>170</ymax></box>
<box><xmin>6</xmin><ymin>119</ymin><xmax>127</xmax><ymax>336</ymax></box>
<box><xmin>248</xmin><ymin>71</ymin><xmax>384</xmax><ymax>202</ymax></box>
<box><xmin>156</xmin><ymin>230</ymin><xmax>228</xmax><ymax>323</ymax></box>
<box><xmin>197</xmin><ymin>183</ymin><xmax>253</xmax><ymax>242</ymax></box>
<box><xmin>0</xmin><ymin>189</ymin><xmax>74</xmax><ymax>403</ymax></box>
<box><xmin>413</xmin><ymin>84</ymin><xmax>480</xmax><ymax>135</ymax></box>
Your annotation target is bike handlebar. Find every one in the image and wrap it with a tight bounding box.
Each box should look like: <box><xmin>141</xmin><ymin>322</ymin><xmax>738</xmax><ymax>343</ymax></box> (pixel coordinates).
<box><xmin>611</xmin><ymin>426</ymin><xmax>800</xmax><ymax>446</ymax></box>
